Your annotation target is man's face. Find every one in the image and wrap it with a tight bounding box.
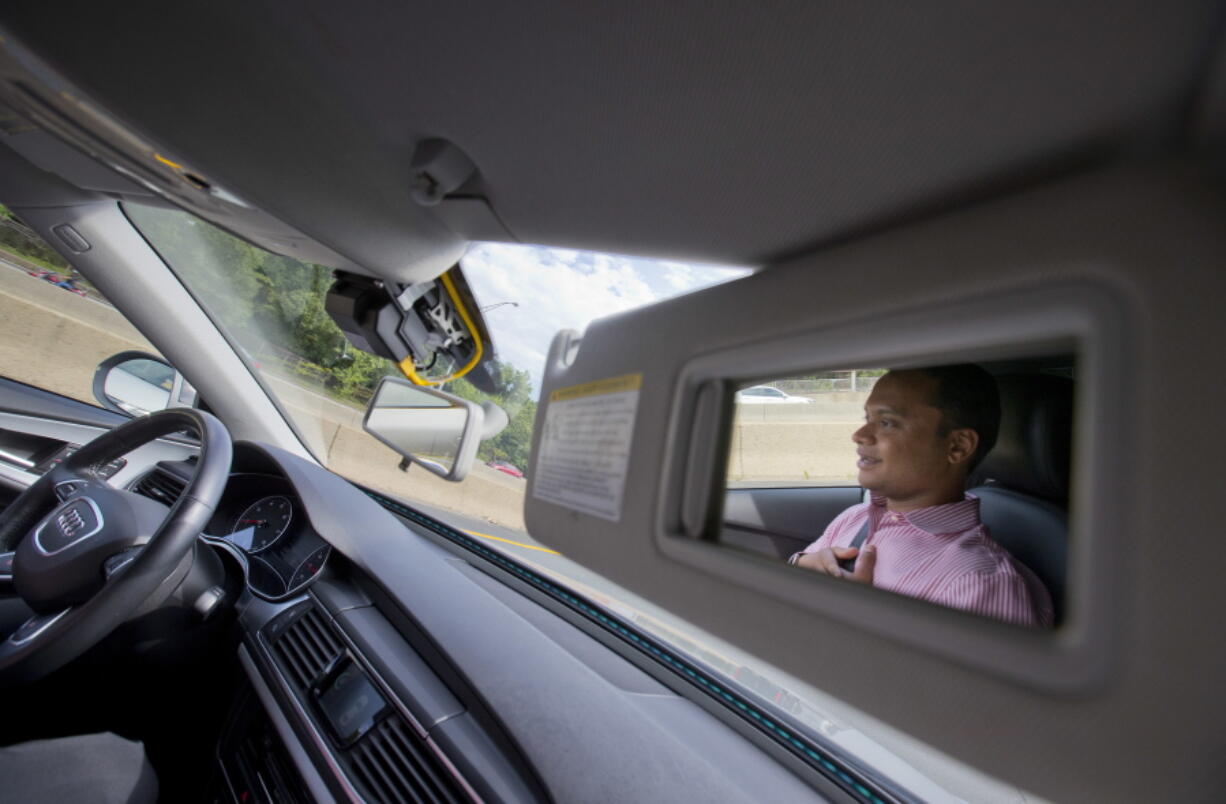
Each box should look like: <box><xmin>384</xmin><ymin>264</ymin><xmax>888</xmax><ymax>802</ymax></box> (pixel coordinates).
<box><xmin>853</xmin><ymin>372</ymin><xmax>962</xmax><ymax>507</ymax></box>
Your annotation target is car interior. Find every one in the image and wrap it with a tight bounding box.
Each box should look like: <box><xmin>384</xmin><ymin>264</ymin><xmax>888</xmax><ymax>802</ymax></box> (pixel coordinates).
<box><xmin>722</xmin><ymin>358</ymin><xmax>1073</xmax><ymax>621</ymax></box>
<box><xmin>0</xmin><ymin>3</ymin><xmax>1223</xmax><ymax>803</ymax></box>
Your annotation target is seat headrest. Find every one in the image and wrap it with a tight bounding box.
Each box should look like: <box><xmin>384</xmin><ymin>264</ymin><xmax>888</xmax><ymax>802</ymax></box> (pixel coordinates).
<box><xmin>969</xmin><ymin>374</ymin><xmax>1073</xmax><ymax>502</ymax></box>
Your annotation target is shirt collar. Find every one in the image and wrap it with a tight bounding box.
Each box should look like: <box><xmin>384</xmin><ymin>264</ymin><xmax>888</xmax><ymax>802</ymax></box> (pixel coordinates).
<box><xmin>868</xmin><ymin>491</ymin><xmax>981</xmax><ymax>535</ymax></box>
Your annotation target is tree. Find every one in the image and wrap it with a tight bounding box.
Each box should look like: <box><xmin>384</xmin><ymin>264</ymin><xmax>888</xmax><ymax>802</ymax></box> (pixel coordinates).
<box><xmin>0</xmin><ymin>205</ymin><xmax>70</xmax><ymax>270</ymax></box>
<box><xmin>446</xmin><ymin>361</ymin><xmax>537</xmax><ymax>469</ymax></box>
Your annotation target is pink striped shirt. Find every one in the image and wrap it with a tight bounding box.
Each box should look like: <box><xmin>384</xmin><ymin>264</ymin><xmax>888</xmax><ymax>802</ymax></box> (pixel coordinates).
<box><xmin>800</xmin><ymin>493</ymin><xmax>1054</xmax><ymax>627</ymax></box>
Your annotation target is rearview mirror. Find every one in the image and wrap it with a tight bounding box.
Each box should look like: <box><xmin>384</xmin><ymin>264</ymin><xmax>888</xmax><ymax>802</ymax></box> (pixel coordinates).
<box><xmin>92</xmin><ymin>351</ymin><xmax>195</xmax><ymax>417</ymax></box>
<box><xmin>363</xmin><ymin>378</ymin><xmax>506</xmax><ymax>481</ymax></box>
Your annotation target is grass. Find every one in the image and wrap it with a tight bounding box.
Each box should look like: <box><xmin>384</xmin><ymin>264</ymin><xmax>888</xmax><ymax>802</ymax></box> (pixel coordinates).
<box><xmin>0</xmin><ymin>245</ymin><xmax>69</xmax><ymax>274</ymax></box>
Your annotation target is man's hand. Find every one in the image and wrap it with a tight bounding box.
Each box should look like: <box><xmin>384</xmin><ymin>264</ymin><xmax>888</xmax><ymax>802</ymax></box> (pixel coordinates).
<box><xmin>794</xmin><ymin>545</ymin><xmax>876</xmax><ymax>585</ymax></box>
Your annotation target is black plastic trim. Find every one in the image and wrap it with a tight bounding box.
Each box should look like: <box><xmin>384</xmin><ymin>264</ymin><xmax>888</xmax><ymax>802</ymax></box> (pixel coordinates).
<box><xmin>0</xmin><ymin>375</ymin><xmax>126</xmax><ymax>429</ymax></box>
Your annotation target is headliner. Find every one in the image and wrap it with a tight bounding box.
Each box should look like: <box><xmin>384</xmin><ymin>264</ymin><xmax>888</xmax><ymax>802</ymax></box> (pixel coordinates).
<box><xmin>0</xmin><ymin>1</ymin><xmax>1222</xmax><ymax>281</ymax></box>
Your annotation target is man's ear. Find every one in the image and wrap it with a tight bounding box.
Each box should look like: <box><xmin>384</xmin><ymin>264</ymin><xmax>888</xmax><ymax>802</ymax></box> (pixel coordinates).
<box><xmin>947</xmin><ymin>428</ymin><xmax>979</xmax><ymax>466</ymax></box>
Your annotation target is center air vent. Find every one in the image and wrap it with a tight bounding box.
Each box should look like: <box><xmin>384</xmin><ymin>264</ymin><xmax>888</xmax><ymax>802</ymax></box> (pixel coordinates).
<box><xmin>351</xmin><ymin>716</ymin><xmax>467</xmax><ymax>804</ymax></box>
<box><xmin>130</xmin><ymin>469</ymin><xmax>187</xmax><ymax>505</ymax></box>
<box><xmin>270</xmin><ymin>604</ymin><xmax>343</xmax><ymax>690</ymax></box>
<box><xmin>264</xmin><ymin>603</ymin><xmax>473</xmax><ymax>803</ymax></box>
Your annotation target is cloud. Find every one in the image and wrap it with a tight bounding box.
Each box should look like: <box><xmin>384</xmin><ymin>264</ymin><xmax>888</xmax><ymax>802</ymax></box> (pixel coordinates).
<box><xmin>460</xmin><ymin>243</ymin><xmax>750</xmax><ymax>395</ymax></box>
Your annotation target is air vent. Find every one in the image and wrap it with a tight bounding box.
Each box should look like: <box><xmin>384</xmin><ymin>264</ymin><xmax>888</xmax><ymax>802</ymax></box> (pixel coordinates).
<box><xmin>350</xmin><ymin>716</ymin><xmax>467</xmax><ymax>804</ymax></box>
<box><xmin>272</xmin><ymin>605</ymin><xmax>343</xmax><ymax>690</ymax></box>
<box><xmin>130</xmin><ymin>469</ymin><xmax>187</xmax><ymax>505</ymax></box>
<box><xmin>266</xmin><ymin>604</ymin><xmax>473</xmax><ymax>802</ymax></box>
<box><xmin>219</xmin><ymin>688</ymin><xmax>311</xmax><ymax>804</ymax></box>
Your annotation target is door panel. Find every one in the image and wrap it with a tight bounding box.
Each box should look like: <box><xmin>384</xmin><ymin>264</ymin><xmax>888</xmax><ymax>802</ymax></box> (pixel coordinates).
<box><xmin>0</xmin><ymin>376</ymin><xmax>127</xmax><ymax>430</ymax></box>
<box><xmin>721</xmin><ymin>486</ymin><xmax>862</xmax><ymax>559</ymax></box>
<box><xmin>0</xmin><ymin>378</ymin><xmax>197</xmax><ymax>509</ymax></box>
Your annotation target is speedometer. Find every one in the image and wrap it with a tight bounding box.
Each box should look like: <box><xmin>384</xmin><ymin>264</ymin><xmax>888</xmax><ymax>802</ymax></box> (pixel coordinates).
<box><xmin>232</xmin><ymin>495</ymin><xmax>294</xmax><ymax>552</ymax></box>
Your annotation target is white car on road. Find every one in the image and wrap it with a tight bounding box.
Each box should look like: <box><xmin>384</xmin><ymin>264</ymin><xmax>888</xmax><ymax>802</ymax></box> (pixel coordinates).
<box><xmin>735</xmin><ymin>385</ymin><xmax>815</xmax><ymax>404</ymax></box>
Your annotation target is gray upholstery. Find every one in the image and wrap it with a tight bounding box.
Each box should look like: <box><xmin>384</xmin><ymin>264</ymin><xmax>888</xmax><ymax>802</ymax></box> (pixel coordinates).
<box><xmin>0</xmin><ymin>732</ymin><xmax>158</xmax><ymax>803</ymax></box>
<box><xmin>970</xmin><ymin>373</ymin><xmax>1074</xmax><ymax>620</ymax></box>
<box><xmin>971</xmin><ymin>374</ymin><xmax>1074</xmax><ymax>501</ymax></box>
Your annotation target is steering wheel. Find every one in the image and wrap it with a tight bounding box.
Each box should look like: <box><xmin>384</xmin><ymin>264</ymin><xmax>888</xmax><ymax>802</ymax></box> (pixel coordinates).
<box><xmin>0</xmin><ymin>408</ymin><xmax>231</xmax><ymax>685</ymax></box>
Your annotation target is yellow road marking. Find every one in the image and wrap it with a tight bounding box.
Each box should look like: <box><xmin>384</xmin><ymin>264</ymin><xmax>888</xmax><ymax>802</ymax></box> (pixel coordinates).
<box><xmin>464</xmin><ymin>530</ymin><xmax>560</xmax><ymax>555</ymax></box>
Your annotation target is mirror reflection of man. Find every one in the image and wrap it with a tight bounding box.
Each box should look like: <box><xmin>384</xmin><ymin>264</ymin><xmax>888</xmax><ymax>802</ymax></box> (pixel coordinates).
<box><xmin>790</xmin><ymin>366</ymin><xmax>1053</xmax><ymax>627</ymax></box>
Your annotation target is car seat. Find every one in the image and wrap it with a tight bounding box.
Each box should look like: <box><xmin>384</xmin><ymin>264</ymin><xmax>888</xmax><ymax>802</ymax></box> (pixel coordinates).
<box><xmin>0</xmin><ymin>731</ymin><xmax>157</xmax><ymax>802</ymax></box>
<box><xmin>969</xmin><ymin>373</ymin><xmax>1073</xmax><ymax>622</ymax></box>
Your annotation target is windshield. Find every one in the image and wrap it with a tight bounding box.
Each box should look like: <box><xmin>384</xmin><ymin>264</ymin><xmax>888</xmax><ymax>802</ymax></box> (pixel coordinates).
<box><xmin>126</xmin><ymin>203</ymin><xmax>1035</xmax><ymax>801</ymax></box>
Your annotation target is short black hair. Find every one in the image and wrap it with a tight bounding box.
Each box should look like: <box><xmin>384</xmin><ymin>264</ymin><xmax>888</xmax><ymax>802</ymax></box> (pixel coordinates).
<box><xmin>899</xmin><ymin>364</ymin><xmax>1001</xmax><ymax>474</ymax></box>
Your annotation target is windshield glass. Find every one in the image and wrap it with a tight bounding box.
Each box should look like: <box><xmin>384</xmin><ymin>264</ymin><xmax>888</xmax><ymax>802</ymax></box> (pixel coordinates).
<box><xmin>125</xmin><ymin>203</ymin><xmax>1035</xmax><ymax>801</ymax></box>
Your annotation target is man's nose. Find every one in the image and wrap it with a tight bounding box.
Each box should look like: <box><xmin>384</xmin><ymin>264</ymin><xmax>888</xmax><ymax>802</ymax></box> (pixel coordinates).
<box><xmin>852</xmin><ymin>422</ymin><xmax>872</xmax><ymax>444</ymax></box>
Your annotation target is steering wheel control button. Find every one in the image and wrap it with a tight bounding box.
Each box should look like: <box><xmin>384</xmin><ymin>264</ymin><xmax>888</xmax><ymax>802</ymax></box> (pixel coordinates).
<box><xmin>53</xmin><ymin>480</ymin><xmax>89</xmax><ymax>501</ymax></box>
<box><xmin>34</xmin><ymin>498</ymin><xmax>104</xmax><ymax>555</ymax></box>
<box><xmin>0</xmin><ymin>552</ymin><xmax>13</xmax><ymax>575</ymax></box>
<box><xmin>103</xmin><ymin>549</ymin><xmax>141</xmax><ymax>579</ymax></box>
<box><xmin>96</xmin><ymin>458</ymin><xmax>127</xmax><ymax>479</ymax></box>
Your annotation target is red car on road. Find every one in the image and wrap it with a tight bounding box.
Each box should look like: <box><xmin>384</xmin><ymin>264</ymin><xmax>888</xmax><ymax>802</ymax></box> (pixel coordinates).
<box><xmin>27</xmin><ymin>268</ymin><xmax>88</xmax><ymax>296</ymax></box>
<box><xmin>485</xmin><ymin>460</ymin><xmax>524</xmax><ymax>478</ymax></box>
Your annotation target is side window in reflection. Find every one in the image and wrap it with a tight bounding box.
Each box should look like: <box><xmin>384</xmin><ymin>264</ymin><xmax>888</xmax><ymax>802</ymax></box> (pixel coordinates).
<box><xmin>728</xmin><ymin>371</ymin><xmax>885</xmax><ymax>487</ymax></box>
<box><xmin>723</xmin><ymin>362</ymin><xmax>1074</xmax><ymax>629</ymax></box>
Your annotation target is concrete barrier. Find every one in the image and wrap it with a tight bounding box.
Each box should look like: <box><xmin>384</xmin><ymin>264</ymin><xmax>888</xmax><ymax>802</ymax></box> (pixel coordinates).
<box><xmin>728</xmin><ymin>421</ymin><xmax>861</xmax><ymax>483</ymax></box>
<box><xmin>0</xmin><ymin>266</ymin><xmax>157</xmax><ymax>405</ymax></box>
<box><xmin>727</xmin><ymin>400</ymin><xmax>864</xmax><ymax>483</ymax></box>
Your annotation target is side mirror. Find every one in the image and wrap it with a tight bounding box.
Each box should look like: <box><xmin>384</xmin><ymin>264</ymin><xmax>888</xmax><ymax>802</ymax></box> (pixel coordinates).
<box><xmin>363</xmin><ymin>377</ymin><xmax>506</xmax><ymax>481</ymax></box>
<box><xmin>92</xmin><ymin>351</ymin><xmax>196</xmax><ymax>417</ymax></box>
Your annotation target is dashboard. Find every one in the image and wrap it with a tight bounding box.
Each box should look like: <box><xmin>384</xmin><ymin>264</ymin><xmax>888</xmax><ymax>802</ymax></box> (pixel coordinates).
<box><xmin>121</xmin><ymin>440</ymin><xmax>828</xmax><ymax>803</ymax></box>
<box><xmin>1</xmin><ymin>383</ymin><xmax>830</xmax><ymax>801</ymax></box>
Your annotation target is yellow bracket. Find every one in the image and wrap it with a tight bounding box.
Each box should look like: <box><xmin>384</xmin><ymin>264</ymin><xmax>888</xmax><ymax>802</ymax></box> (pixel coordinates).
<box><xmin>398</xmin><ymin>270</ymin><xmax>485</xmax><ymax>386</ymax></box>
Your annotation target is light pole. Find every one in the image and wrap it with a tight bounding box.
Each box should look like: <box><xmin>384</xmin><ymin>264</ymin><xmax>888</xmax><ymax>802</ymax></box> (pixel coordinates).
<box><xmin>479</xmin><ymin>301</ymin><xmax>519</xmax><ymax>313</ymax></box>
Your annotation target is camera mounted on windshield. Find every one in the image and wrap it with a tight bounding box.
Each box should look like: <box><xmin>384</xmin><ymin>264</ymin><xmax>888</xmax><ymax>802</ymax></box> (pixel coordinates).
<box><xmin>325</xmin><ymin>267</ymin><xmax>498</xmax><ymax>393</ymax></box>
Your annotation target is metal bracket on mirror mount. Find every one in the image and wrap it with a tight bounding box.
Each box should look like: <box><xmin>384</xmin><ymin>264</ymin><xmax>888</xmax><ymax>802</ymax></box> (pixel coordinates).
<box><xmin>361</xmin><ymin>377</ymin><xmax>507</xmax><ymax>482</ymax></box>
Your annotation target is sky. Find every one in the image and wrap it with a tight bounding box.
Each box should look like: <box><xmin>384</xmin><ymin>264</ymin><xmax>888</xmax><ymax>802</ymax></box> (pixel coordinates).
<box><xmin>460</xmin><ymin>243</ymin><xmax>751</xmax><ymax>395</ymax></box>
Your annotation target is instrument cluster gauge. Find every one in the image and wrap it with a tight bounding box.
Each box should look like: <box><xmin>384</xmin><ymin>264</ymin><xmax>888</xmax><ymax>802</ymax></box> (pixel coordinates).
<box><xmin>231</xmin><ymin>495</ymin><xmax>295</xmax><ymax>552</ymax></box>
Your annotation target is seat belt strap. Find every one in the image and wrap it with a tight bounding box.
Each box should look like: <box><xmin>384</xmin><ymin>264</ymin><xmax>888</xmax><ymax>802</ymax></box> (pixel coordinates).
<box><xmin>836</xmin><ymin>518</ymin><xmax>872</xmax><ymax>573</ymax></box>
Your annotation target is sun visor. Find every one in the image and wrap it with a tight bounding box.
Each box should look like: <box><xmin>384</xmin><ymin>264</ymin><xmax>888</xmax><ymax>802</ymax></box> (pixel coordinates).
<box><xmin>523</xmin><ymin>162</ymin><xmax>1226</xmax><ymax>802</ymax></box>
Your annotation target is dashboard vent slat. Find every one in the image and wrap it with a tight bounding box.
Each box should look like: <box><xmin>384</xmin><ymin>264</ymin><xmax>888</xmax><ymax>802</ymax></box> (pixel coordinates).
<box><xmin>265</xmin><ymin>604</ymin><xmax>470</xmax><ymax>803</ymax></box>
<box><xmin>277</xmin><ymin>633</ymin><xmax>317</xmax><ymax>690</ymax></box>
<box><xmin>288</xmin><ymin>622</ymin><xmax>326</xmax><ymax>671</ymax></box>
<box><xmin>130</xmin><ymin>469</ymin><xmax>186</xmax><ymax>505</ymax></box>
<box><xmin>369</xmin><ymin>733</ymin><xmax>435</xmax><ymax>804</ymax></box>
<box><xmin>385</xmin><ymin>718</ymin><xmax>453</xmax><ymax>798</ymax></box>
<box><xmin>272</xmin><ymin>605</ymin><xmax>343</xmax><ymax>690</ymax></box>
<box><xmin>353</xmin><ymin>740</ymin><xmax>410</xmax><ymax>804</ymax></box>
<box><xmin>351</xmin><ymin>717</ymin><xmax>465</xmax><ymax>804</ymax></box>
<box><xmin>300</xmin><ymin>610</ymin><xmax>339</xmax><ymax>663</ymax></box>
